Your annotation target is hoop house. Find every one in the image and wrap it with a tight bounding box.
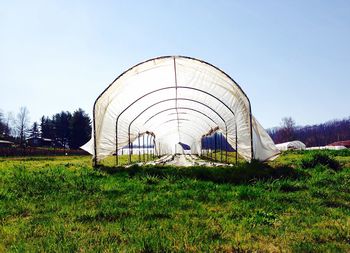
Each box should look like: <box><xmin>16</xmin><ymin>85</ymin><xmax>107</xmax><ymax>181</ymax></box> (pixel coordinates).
<box><xmin>81</xmin><ymin>56</ymin><xmax>279</xmax><ymax>165</ymax></box>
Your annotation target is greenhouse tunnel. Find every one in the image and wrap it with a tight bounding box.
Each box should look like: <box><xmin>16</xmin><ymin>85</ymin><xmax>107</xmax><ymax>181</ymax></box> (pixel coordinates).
<box><xmin>81</xmin><ymin>56</ymin><xmax>279</xmax><ymax>166</ymax></box>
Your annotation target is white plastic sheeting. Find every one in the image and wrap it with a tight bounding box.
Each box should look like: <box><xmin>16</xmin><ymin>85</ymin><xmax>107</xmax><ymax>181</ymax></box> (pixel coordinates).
<box><xmin>81</xmin><ymin>56</ymin><xmax>280</xmax><ymax>163</ymax></box>
<box><xmin>306</xmin><ymin>146</ymin><xmax>347</xmax><ymax>150</ymax></box>
<box><xmin>276</xmin><ymin>140</ymin><xmax>306</xmax><ymax>151</ymax></box>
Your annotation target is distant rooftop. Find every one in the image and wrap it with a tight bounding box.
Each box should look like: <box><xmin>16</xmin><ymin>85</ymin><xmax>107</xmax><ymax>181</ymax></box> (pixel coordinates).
<box><xmin>328</xmin><ymin>140</ymin><xmax>350</xmax><ymax>148</ymax></box>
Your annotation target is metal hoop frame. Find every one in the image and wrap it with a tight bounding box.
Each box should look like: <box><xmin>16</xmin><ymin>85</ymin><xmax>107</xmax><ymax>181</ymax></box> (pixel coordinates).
<box><xmin>92</xmin><ymin>56</ymin><xmax>254</xmax><ymax>166</ymax></box>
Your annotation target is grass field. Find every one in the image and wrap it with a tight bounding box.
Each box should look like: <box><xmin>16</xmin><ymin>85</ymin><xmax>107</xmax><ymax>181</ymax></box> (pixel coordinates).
<box><xmin>0</xmin><ymin>150</ymin><xmax>349</xmax><ymax>252</ymax></box>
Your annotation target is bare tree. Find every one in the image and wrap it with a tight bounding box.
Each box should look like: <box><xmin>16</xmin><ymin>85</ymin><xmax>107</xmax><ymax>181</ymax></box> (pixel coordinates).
<box><xmin>6</xmin><ymin>112</ymin><xmax>14</xmax><ymax>137</ymax></box>
<box><xmin>0</xmin><ymin>110</ymin><xmax>13</xmax><ymax>138</ymax></box>
<box><xmin>15</xmin><ymin>106</ymin><xmax>30</xmax><ymax>146</ymax></box>
<box><xmin>269</xmin><ymin>116</ymin><xmax>350</xmax><ymax>146</ymax></box>
<box><xmin>0</xmin><ymin>109</ymin><xmax>4</xmax><ymax>138</ymax></box>
<box><xmin>280</xmin><ymin>117</ymin><xmax>296</xmax><ymax>142</ymax></box>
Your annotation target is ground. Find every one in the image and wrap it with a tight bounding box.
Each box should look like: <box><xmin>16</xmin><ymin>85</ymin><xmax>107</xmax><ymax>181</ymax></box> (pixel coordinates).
<box><xmin>0</xmin><ymin>150</ymin><xmax>349</xmax><ymax>252</ymax></box>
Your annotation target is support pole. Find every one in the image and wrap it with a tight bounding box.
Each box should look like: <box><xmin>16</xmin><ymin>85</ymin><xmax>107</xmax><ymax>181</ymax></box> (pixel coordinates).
<box><xmin>235</xmin><ymin>123</ymin><xmax>238</xmax><ymax>165</ymax></box>
<box><xmin>151</xmin><ymin>135</ymin><xmax>153</xmax><ymax>160</ymax></box>
<box><xmin>225</xmin><ymin>131</ymin><xmax>228</xmax><ymax>164</ymax></box>
<box><xmin>149</xmin><ymin>134</ymin><xmax>151</xmax><ymax>160</ymax></box>
<box><xmin>131</xmin><ymin>141</ymin><xmax>133</xmax><ymax>163</ymax></box>
<box><xmin>147</xmin><ymin>134</ymin><xmax>150</xmax><ymax>161</ymax></box>
<box><xmin>143</xmin><ymin>134</ymin><xmax>145</xmax><ymax>162</ymax></box>
<box><xmin>220</xmin><ymin>132</ymin><xmax>223</xmax><ymax>163</ymax></box>
<box><xmin>206</xmin><ymin>137</ymin><xmax>208</xmax><ymax>157</ymax></box>
<box><xmin>152</xmin><ymin>135</ymin><xmax>155</xmax><ymax>159</ymax></box>
<box><xmin>202</xmin><ymin>138</ymin><xmax>204</xmax><ymax>157</ymax></box>
<box><xmin>128</xmin><ymin>131</ymin><xmax>131</xmax><ymax>164</ymax></box>
<box><xmin>138</xmin><ymin>133</ymin><xmax>141</xmax><ymax>162</ymax></box>
<box><xmin>150</xmin><ymin>134</ymin><xmax>151</xmax><ymax>160</ymax></box>
<box><xmin>214</xmin><ymin>132</ymin><xmax>217</xmax><ymax>161</ymax></box>
<box><xmin>116</xmin><ymin>122</ymin><xmax>118</xmax><ymax>166</ymax></box>
<box><xmin>210</xmin><ymin>136</ymin><xmax>213</xmax><ymax>160</ymax></box>
<box><xmin>145</xmin><ymin>134</ymin><xmax>148</xmax><ymax>161</ymax></box>
<box><xmin>202</xmin><ymin>137</ymin><xmax>204</xmax><ymax>157</ymax></box>
<box><xmin>150</xmin><ymin>135</ymin><xmax>153</xmax><ymax>159</ymax></box>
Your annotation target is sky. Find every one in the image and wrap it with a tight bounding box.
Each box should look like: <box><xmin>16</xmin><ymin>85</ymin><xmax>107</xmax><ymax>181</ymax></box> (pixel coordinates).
<box><xmin>1</xmin><ymin>0</ymin><xmax>349</xmax><ymax>129</ymax></box>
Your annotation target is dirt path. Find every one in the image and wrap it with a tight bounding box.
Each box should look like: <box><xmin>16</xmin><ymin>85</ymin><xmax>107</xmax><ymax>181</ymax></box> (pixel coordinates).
<box><xmin>145</xmin><ymin>154</ymin><xmax>230</xmax><ymax>167</ymax></box>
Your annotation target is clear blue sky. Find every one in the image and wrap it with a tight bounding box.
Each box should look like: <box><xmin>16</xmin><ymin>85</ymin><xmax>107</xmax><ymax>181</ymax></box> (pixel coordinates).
<box><xmin>1</xmin><ymin>0</ymin><xmax>349</xmax><ymax>128</ymax></box>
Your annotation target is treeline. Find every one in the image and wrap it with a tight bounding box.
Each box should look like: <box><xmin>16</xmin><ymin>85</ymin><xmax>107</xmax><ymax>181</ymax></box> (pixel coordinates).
<box><xmin>0</xmin><ymin>107</ymin><xmax>91</xmax><ymax>149</ymax></box>
<box><xmin>268</xmin><ymin>117</ymin><xmax>350</xmax><ymax>147</ymax></box>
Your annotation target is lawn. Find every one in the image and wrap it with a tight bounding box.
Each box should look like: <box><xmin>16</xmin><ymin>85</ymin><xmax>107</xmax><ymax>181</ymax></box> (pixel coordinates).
<box><xmin>0</xmin><ymin>150</ymin><xmax>349</xmax><ymax>252</ymax></box>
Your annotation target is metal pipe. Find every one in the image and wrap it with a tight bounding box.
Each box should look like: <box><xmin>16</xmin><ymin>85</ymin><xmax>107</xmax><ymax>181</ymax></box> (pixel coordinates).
<box><xmin>150</xmin><ymin>134</ymin><xmax>152</xmax><ymax>160</ymax></box>
<box><xmin>148</xmin><ymin>134</ymin><xmax>150</xmax><ymax>161</ymax></box>
<box><xmin>210</xmin><ymin>136</ymin><xmax>213</xmax><ymax>160</ymax></box>
<box><xmin>128</xmin><ymin>130</ymin><xmax>131</xmax><ymax>164</ymax></box>
<box><xmin>206</xmin><ymin>137</ymin><xmax>208</xmax><ymax>157</ymax></box>
<box><xmin>249</xmin><ymin>108</ymin><xmax>254</xmax><ymax>161</ymax></box>
<box><xmin>150</xmin><ymin>135</ymin><xmax>153</xmax><ymax>159</ymax></box>
<box><xmin>203</xmin><ymin>138</ymin><xmax>205</xmax><ymax>157</ymax></box>
<box><xmin>131</xmin><ymin>140</ymin><xmax>133</xmax><ymax>163</ymax></box>
<box><xmin>220</xmin><ymin>132</ymin><xmax>223</xmax><ymax>163</ymax></box>
<box><xmin>225</xmin><ymin>131</ymin><xmax>228</xmax><ymax>163</ymax></box>
<box><xmin>214</xmin><ymin>132</ymin><xmax>217</xmax><ymax>161</ymax></box>
<box><xmin>93</xmin><ymin>104</ymin><xmax>98</xmax><ymax>167</ymax></box>
<box><xmin>146</xmin><ymin>134</ymin><xmax>149</xmax><ymax>161</ymax></box>
<box><xmin>145</xmin><ymin>107</ymin><xmax>218</xmax><ymax>126</ymax></box>
<box><xmin>116</xmin><ymin>122</ymin><xmax>118</xmax><ymax>166</ymax></box>
<box><xmin>152</xmin><ymin>135</ymin><xmax>155</xmax><ymax>159</ymax></box>
<box><xmin>236</xmin><ymin>122</ymin><xmax>238</xmax><ymax>165</ymax></box>
<box><xmin>138</xmin><ymin>133</ymin><xmax>141</xmax><ymax>162</ymax></box>
<box><xmin>143</xmin><ymin>134</ymin><xmax>145</xmax><ymax>162</ymax></box>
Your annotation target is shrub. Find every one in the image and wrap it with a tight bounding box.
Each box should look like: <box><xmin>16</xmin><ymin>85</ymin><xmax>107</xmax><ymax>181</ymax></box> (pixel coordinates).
<box><xmin>301</xmin><ymin>152</ymin><xmax>340</xmax><ymax>171</ymax></box>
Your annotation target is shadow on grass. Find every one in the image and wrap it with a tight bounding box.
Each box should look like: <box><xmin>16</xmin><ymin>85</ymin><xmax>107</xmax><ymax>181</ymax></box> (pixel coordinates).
<box><xmin>97</xmin><ymin>160</ymin><xmax>306</xmax><ymax>185</ymax></box>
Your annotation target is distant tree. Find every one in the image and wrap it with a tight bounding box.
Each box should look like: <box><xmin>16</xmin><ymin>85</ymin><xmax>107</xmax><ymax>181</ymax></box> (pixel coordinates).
<box><xmin>15</xmin><ymin>106</ymin><xmax>30</xmax><ymax>146</ymax></box>
<box><xmin>39</xmin><ymin>108</ymin><xmax>92</xmax><ymax>149</ymax></box>
<box><xmin>69</xmin><ymin>108</ymin><xmax>91</xmax><ymax>149</ymax></box>
<box><xmin>29</xmin><ymin>122</ymin><xmax>40</xmax><ymax>138</ymax></box>
<box><xmin>279</xmin><ymin>117</ymin><xmax>296</xmax><ymax>142</ymax></box>
<box><xmin>53</xmin><ymin>111</ymin><xmax>72</xmax><ymax>148</ymax></box>
<box><xmin>40</xmin><ymin>116</ymin><xmax>55</xmax><ymax>139</ymax></box>
<box><xmin>4</xmin><ymin>112</ymin><xmax>14</xmax><ymax>137</ymax></box>
<box><xmin>0</xmin><ymin>110</ymin><xmax>5</xmax><ymax>138</ymax></box>
<box><xmin>268</xmin><ymin>116</ymin><xmax>350</xmax><ymax>147</ymax></box>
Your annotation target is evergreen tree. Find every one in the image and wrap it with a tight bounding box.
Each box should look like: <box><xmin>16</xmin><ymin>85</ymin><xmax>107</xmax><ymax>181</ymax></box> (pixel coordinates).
<box><xmin>29</xmin><ymin>122</ymin><xmax>40</xmax><ymax>138</ymax></box>
<box><xmin>40</xmin><ymin>116</ymin><xmax>55</xmax><ymax>139</ymax></box>
<box><xmin>53</xmin><ymin>111</ymin><xmax>72</xmax><ymax>148</ymax></box>
<box><xmin>69</xmin><ymin>108</ymin><xmax>91</xmax><ymax>149</ymax></box>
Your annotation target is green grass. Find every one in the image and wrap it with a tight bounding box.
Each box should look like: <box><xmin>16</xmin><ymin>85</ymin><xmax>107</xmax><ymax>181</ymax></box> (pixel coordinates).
<box><xmin>100</xmin><ymin>153</ymin><xmax>157</xmax><ymax>166</ymax></box>
<box><xmin>0</xmin><ymin>151</ymin><xmax>349</xmax><ymax>252</ymax></box>
<box><xmin>200</xmin><ymin>151</ymin><xmax>246</xmax><ymax>164</ymax></box>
